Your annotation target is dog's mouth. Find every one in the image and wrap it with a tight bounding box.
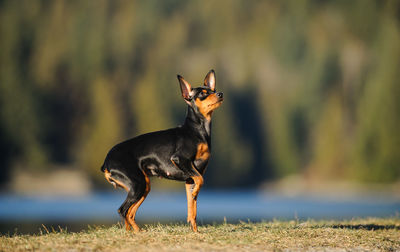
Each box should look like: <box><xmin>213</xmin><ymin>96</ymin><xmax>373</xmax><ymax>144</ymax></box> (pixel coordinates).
<box><xmin>208</xmin><ymin>100</ymin><xmax>223</xmax><ymax>109</ymax></box>
<box><xmin>213</xmin><ymin>96</ymin><xmax>224</xmax><ymax>104</ymax></box>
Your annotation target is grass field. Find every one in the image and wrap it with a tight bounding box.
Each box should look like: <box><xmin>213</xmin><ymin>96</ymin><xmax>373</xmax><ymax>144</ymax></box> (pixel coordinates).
<box><xmin>1</xmin><ymin>218</ymin><xmax>399</xmax><ymax>251</ymax></box>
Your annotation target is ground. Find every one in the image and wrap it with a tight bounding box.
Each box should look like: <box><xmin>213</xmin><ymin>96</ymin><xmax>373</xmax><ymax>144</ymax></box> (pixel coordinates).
<box><xmin>1</xmin><ymin>218</ymin><xmax>399</xmax><ymax>251</ymax></box>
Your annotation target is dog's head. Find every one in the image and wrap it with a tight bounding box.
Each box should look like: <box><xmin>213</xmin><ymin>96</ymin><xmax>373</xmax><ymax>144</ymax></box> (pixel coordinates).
<box><xmin>178</xmin><ymin>70</ymin><xmax>223</xmax><ymax>121</ymax></box>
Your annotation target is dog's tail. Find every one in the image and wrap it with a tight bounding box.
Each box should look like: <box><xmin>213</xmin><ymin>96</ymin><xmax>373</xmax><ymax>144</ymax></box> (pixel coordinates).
<box><xmin>100</xmin><ymin>163</ymin><xmax>106</xmax><ymax>173</ymax></box>
<box><xmin>101</xmin><ymin>157</ymin><xmax>110</xmax><ymax>172</ymax></box>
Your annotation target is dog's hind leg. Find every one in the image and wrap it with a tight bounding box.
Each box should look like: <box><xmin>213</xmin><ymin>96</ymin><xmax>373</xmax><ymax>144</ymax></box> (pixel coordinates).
<box><xmin>120</xmin><ymin>170</ymin><xmax>150</xmax><ymax>232</ymax></box>
<box><xmin>118</xmin><ymin>192</ymin><xmax>136</xmax><ymax>231</ymax></box>
<box><xmin>107</xmin><ymin>168</ymin><xmax>150</xmax><ymax>232</ymax></box>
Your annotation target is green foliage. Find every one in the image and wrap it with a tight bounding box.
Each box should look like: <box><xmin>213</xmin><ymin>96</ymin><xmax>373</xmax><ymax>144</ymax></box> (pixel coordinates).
<box><xmin>0</xmin><ymin>0</ymin><xmax>399</xmax><ymax>187</ymax></box>
<box><xmin>75</xmin><ymin>78</ymin><xmax>123</xmax><ymax>183</ymax></box>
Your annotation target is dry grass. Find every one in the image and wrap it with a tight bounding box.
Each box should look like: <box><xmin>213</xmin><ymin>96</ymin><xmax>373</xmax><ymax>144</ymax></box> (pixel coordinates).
<box><xmin>1</xmin><ymin>218</ymin><xmax>399</xmax><ymax>251</ymax></box>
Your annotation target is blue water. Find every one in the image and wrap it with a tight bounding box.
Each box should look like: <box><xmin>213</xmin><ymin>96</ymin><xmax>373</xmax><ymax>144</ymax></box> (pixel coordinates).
<box><xmin>1</xmin><ymin>190</ymin><xmax>399</xmax><ymax>222</ymax></box>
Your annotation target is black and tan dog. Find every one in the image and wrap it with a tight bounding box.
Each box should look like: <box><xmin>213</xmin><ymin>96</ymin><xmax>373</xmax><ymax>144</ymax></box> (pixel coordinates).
<box><xmin>101</xmin><ymin>70</ymin><xmax>223</xmax><ymax>232</ymax></box>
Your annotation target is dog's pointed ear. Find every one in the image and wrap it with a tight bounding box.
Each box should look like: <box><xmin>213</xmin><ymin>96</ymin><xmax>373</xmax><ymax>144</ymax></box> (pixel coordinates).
<box><xmin>178</xmin><ymin>75</ymin><xmax>193</xmax><ymax>104</ymax></box>
<box><xmin>204</xmin><ymin>69</ymin><xmax>216</xmax><ymax>91</ymax></box>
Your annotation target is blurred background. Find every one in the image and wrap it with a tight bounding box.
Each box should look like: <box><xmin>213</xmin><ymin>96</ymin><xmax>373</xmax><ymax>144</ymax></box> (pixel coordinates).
<box><xmin>0</xmin><ymin>0</ymin><xmax>399</xmax><ymax>234</ymax></box>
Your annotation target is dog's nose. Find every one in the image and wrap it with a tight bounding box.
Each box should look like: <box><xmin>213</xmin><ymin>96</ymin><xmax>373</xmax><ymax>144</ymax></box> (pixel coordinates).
<box><xmin>217</xmin><ymin>92</ymin><xmax>223</xmax><ymax>98</ymax></box>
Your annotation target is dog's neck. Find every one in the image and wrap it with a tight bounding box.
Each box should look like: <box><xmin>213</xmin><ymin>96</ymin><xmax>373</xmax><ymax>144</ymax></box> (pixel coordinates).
<box><xmin>183</xmin><ymin>105</ymin><xmax>212</xmax><ymax>144</ymax></box>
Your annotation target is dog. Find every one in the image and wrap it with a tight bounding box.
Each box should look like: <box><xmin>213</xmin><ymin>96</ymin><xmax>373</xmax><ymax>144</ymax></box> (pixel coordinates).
<box><xmin>101</xmin><ymin>70</ymin><xmax>223</xmax><ymax>232</ymax></box>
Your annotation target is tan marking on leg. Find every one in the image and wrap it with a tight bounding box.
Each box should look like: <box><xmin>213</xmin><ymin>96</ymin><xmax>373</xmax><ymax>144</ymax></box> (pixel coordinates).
<box><xmin>191</xmin><ymin>174</ymin><xmax>204</xmax><ymax>200</ymax></box>
<box><xmin>104</xmin><ymin>170</ymin><xmax>129</xmax><ymax>192</ymax></box>
<box><xmin>126</xmin><ymin>171</ymin><xmax>151</xmax><ymax>232</ymax></box>
<box><xmin>189</xmin><ymin>168</ymin><xmax>203</xmax><ymax>232</ymax></box>
<box><xmin>125</xmin><ymin>219</ymin><xmax>131</xmax><ymax>231</ymax></box>
<box><xmin>185</xmin><ymin>183</ymin><xmax>197</xmax><ymax>232</ymax></box>
<box><xmin>193</xmin><ymin>196</ymin><xmax>198</xmax><ymax>230</ymax></box>
<box><xmin>126</xmin><ymin>203</ymin><xmax>140</xmax><ymax>232</ymax></box>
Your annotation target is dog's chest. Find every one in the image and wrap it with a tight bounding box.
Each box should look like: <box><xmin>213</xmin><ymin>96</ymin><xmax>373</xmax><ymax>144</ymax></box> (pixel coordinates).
<box><xmin>195</xmin><ymin>142</ymin><xmax>210</xmax><ymax>161</ymax></box>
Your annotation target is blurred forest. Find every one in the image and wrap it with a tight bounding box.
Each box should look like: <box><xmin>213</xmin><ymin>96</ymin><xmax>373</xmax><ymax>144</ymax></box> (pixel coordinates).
<box><xmin>0</xmin><ymin>0</ymin><xmax>399</xmax><ymax>191</ymax></box>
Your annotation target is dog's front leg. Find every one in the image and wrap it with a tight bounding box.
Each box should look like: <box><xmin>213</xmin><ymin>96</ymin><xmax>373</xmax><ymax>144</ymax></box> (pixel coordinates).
<box><xmin>185</xmin><ymin>182</ymin><xmax>197</xmax><ymax>231</ymax></box>
<box><xmin>171</xmin><ymin>155</ymin><xmax>203</xmax><ymax>199</ymax></box>
<box><xmin>171</xmin><ymin>155</ymin><xmax>203</xmax><ymax>232</ymax></box>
